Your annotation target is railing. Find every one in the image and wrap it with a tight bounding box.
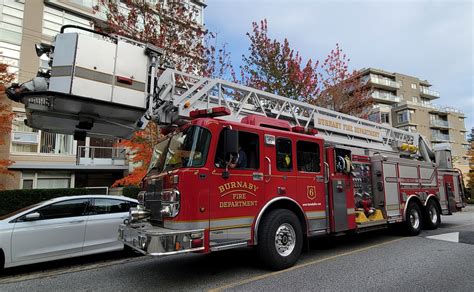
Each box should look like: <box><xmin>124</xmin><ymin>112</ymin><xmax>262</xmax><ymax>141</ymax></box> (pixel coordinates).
<box><xmin>403</xmin><ymin>101</ymin><xmax>463</xmax><ymax>114</ymax></box>
<box><xmin>431</xmin><ymin>133</ymin><xmax>451</xmax><ymax>141</ymax></box>
<box><xmin>76</xmin><ymin>146</ymin><xmax>127</xmax><ymax>166</ymax></box>
<box><xmin>430</xmin><ymin>120</ymin><xmax>450</xmax><ymax>128</ymax></box>
<box><xmin>369</xmin><ymin>76</ymin><xmax>401</xmax><ymax>89</ymax></box>
<box><xmin>372</xmin><ymin>91</ymin><xmax>401</xmax><ymax>102</ymax></box>
<box><xmin>420</xmin><ymin>86</ymin><xmax>440</xmax><ymax>98</ymax></box>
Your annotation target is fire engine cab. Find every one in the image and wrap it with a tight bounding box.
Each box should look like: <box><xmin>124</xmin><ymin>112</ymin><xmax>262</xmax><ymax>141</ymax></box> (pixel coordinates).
<box><xmin>7</xmin><ymin>27</ymin><xmax>465</xmax><ymax>270</ymax></box>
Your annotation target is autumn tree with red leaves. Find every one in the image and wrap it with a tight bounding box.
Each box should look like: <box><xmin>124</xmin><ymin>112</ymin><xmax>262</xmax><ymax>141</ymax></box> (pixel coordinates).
<box><xmin>240</xmin><ymin>19</ymin><xmax>320</xmax><ymax>101</ymax></box>
<box><xmin>240</xmin><ymin>19</ymin><xmax>372</xmax><ymax>116</ymax></box>
<box><xmin>0</xmin><ymin>62</ymin><xmax>15</xmax><ymax>189</ymax></box>
<box><xmin>94</xmin><ymin>0</ymin><xmax>232</xmax><ymax>186</ymax></box>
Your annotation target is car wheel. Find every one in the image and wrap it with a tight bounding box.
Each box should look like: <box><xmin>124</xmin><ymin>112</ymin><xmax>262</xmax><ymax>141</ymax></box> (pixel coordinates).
<box><xmin>257</xmin><ymin>209</ymin><xmax>303</xmax><ymax>270</ymax></box>
<box><xmin>0</xmin><ymin>249</ymin><xmax>4</xmax><ymax>271</ymax></box>
<box><xmin>405</xmin><ymin>202</ymin><xmax>422</xmax><ymax>236</ymax></box>
<box><xmin>424</xmin><ymin>199</ymin><xmax>441</xmax><ymax>230</ymax></box>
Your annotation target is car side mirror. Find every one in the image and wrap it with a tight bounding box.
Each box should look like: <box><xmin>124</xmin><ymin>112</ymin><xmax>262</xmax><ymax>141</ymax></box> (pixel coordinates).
<box><xmin>23</xmin><ymin>212</ymin><xmax>40</xmax><ymax>221</ymax></box>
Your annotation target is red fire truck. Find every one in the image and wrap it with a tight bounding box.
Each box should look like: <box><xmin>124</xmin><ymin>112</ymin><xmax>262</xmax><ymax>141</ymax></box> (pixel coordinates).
<box><xmin>8</xmin><ymin>27</ymin><xmax>465</xmax><ymax>270</ymax></box>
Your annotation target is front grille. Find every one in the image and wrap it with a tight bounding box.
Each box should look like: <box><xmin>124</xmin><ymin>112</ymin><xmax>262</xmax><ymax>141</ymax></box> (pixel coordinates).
<box><xmin>145</xmin><ymin>178</ymin><xmax>163</xmax><ymax>225</ymax></box>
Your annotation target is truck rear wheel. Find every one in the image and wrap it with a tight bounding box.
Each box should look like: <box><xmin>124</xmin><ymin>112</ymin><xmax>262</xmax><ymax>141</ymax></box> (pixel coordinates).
<box><xmin>405</xmin><ymin>202</ymin><xmax>422</xmax><ymax>236</ymax></box>
<box><xmin>423</xmin><ymin>200</ymin><xmax>441</xmax><ymax>230</ymax></box>
<box><xmin>257</xmin><ymin>209</ymin><xmax>303</xmax><ymax>270</ymax></box>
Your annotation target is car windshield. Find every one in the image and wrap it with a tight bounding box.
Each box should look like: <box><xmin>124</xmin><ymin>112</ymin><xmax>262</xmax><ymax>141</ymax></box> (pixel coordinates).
<box><xmin>0</xmin><ymin>202</ymin><xmax>42</xmax><ymax>221</ymax></box>
<box><xmin>148</xmin><ymin>126</ymin><xmax>211</xmax><ymax>173</ymax></box>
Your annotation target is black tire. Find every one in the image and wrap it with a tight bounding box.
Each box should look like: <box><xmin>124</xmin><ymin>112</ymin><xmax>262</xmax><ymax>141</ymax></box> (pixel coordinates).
<box><xmin>405</xmin><ymin>202</ymin><xmax>422</xmax><ymax>236</ymax></box>
<box><xmin>257</xmin><ymin>209</ymin><xmax>303</xmax><ymax>270</ymax></box>
<box><xmin>0</xmin><ymin>249</ymin><xmax>4</xmax><ymax>271</ymax></box>
<box><xmin>423</xmin><ymin>199</ymin><xmax>441</xmax><ymax>230</ymax></box>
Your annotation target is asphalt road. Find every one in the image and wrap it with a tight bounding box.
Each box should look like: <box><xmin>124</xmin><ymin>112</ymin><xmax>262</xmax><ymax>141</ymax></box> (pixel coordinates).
<box><xmin>1</xmin><ymin>207</ymin><xmax>473</xmax><ymax>291</ymax></box>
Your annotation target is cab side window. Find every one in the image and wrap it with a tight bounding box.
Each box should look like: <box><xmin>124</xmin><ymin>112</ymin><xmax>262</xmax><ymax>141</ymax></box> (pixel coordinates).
<box><xmin>276</xmin><ymin>138</ymin><xmax>292</xmax><ymax>171</ymax></box>
<box><xmin>214</xmin><ymin>130</ymin><xmax>259</xmax><ymax>170</ymax></box>
<box><xmin>297</xmin><ymin>141</ymin><xmax>320</xmax><ymax>172</ymax></box>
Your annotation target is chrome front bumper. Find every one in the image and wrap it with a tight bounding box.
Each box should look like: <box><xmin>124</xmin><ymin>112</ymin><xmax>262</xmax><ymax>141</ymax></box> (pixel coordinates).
<box><xmin>119</xmin><ymin>223</ymin><xmax>205</xmax><ymax>256</ymax></box>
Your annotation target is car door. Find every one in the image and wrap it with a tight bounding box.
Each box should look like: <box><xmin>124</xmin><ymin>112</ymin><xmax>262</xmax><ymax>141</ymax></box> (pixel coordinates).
<box><xmin>83</xmin><ymin>198</ymin><xmax>136</xmax><ymax>253</ymax></box>
<box><xmin>11</xmin><ymin>198</ymin><xmax>90</xmax><ymax>264</ymax></box>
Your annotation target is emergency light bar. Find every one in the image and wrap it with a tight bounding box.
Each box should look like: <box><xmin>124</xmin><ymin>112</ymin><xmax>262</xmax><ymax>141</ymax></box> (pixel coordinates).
<box><xmin>292</xmin><ymin>126</ymin><xmax>318</xmax><ymax>135</ymax></box>
<box><xmin>189</xmin><ymin>107</ymin><xmax>231</xmax><ymax>119</ymax></box>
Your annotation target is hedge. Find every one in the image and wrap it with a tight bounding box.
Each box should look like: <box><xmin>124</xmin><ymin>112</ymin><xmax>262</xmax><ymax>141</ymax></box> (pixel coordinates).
<box><xmin>0</xmin><ymin>188</ymin><xmax>90</xmax><ymax>216</ymax></box>
<box><xmin>0</xmin><ymin>186</ymin><xmax>143</xmax><ymax>216</ymax></box>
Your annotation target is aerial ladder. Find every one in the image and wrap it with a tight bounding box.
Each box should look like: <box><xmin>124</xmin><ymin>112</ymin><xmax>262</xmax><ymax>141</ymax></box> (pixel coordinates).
<box><xmin>8</xmin><ymin>26</ymin><xmax>433</xmax><ymax>161</ymax></box>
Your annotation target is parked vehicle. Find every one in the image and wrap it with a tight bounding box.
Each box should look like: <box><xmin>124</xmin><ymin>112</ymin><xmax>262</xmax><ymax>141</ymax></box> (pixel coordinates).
<box><xmin>0</xmin><ymin>195</ymin><xmax>137</xmax><ymax>269</ymax></box>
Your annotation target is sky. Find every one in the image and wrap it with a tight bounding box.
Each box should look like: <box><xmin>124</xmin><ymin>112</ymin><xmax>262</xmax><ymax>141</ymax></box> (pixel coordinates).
<box><xmin>204</xmin><ymin>0</ymin><xmax>474</xmax><ymax>131</ymax></box>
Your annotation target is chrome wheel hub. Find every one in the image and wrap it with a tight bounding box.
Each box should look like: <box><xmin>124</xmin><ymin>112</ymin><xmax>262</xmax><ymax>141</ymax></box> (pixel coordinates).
<box><xmin>275</xmin><ymin>223</ymin><xmax>296</xmax><ymax>257</ymax></box>
<box><xmin>429</xmin><ymin>206</ymin><xmax>438</xmax><ymax>224</ymax></box>
<box><xmin>410</xmin><ymin>209</ymin><xmax>420</xmax><ymax>229</ymax></box>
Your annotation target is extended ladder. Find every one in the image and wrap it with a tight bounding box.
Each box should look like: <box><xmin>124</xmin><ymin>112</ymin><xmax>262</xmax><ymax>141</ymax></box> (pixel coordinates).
<box><xmin>150</xmin><ymin>69</ymin><xmax>419</xmax><ymax>153</ymax></box>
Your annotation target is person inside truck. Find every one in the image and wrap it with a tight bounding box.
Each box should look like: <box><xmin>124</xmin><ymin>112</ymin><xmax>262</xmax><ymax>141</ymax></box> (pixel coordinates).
<box><xmin>229</xmin><ymin>144</ymin><xmax>247</xmax><ymax>169</ymax></box>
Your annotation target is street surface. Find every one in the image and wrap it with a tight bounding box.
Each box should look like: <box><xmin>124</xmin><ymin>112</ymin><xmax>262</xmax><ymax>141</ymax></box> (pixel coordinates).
<box><xmin>1</xmin><ymin>206</ymin><xmax>473</xmax><ymax>291</ymax></box>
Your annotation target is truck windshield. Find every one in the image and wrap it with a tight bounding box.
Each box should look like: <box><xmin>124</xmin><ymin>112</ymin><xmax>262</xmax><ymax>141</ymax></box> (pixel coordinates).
<box><xmin>148</xmin><ymin>126</ymin><xmax>211</xmax><ymax>173</ymax></box>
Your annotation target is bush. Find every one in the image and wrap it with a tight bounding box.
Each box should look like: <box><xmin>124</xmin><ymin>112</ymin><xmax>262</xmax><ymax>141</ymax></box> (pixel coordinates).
<box><xmin>0</xmin><ymin>188</ymin><xmax>90</xmax><ymax>216</ymax></box>
<box><xmin>123</xmin><ymin>186</ymin><xmax>141</xmax><ymax>199</ymax></box>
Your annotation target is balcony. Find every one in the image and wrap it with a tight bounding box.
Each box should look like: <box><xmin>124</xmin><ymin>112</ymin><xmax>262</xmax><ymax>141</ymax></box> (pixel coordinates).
<box><xmin>403</xmin><ymin>101</ymin><xmax>464</xmax><ymax>115</ymax></box>
<box><xmin>367</xmin><ymin>76</ymin><xmax>401</xmax><ymax>89</ymax></box>
<box><xmin>430</xmin><ymin>119</ymin><xmax>450</xmax><ymax>128</ymax></box>
<box><xmin>77</xmin><ymin>146</ymin><xmax>127</xmax><ymax>166</ymax></box>
<box><xmin>420</xmin><ymin>86</ymin><xmax>440</xmax><ymax>99</ymax></box>
<box><xmin>371</xmin><ymin>91</ymin><xmax>401</xmax><ymax>103</ymax></box>
<box><xmin>431</xmin><ymin>133</ymin><xmax>451</xmax><ymax>142</ymax></box>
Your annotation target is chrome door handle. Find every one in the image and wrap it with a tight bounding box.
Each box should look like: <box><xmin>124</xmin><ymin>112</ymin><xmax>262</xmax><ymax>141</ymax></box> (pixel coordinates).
<box><xmin>265</xmin><ymin>156</ymin><xmax>271</xmax><ymax>183</ymax></box>
<box><xmin>69</xmin><ymin>220</ymin><xmax>84</xmax><ymax>223</ymax></box>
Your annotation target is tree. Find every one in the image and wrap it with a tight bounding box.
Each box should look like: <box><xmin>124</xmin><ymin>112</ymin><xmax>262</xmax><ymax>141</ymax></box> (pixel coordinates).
<box><xmin>239</xmin><ymin>19</ymin><xmax>320</xmax><ymax>101</ymax></box>
<box><xmin>240</xmin><ymin>19</ymin><xmax>372</xmax><ymax>117</ymax></box>
<box><xmin>317</xmin><ymin>44</ymin><xmax>373</xmax><ymax>117</ymax></box>
<box><xmin>95</xmin><ymin>0</ymin><xmax>232</xmax><ymax>186</ymax></box>
<box><xmin>0</xmin><ymin>62</ymin><xmax>15</xmax><ymax>189</ymax></box>
<box><xmin>466</xmin><ymin>129</ymin><xmax>474</xmax><ymax>200</ymax></box>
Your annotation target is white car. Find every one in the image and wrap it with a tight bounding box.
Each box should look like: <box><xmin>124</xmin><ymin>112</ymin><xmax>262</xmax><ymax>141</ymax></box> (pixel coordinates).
<box><xmin>0</xmin><ymin>195</ymin><xmax>138</xmax><ymax>269</ymax></box>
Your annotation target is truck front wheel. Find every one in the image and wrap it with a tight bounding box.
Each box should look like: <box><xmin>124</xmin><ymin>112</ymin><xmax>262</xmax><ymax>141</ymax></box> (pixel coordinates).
<box><xmin>257</xmin><ymin>209</ymin><xmax>303</xmax><ymax>270</ymax></box>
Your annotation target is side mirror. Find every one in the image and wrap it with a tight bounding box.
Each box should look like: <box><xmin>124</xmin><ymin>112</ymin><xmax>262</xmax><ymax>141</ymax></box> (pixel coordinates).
<box><xmin>23</xmin><ymin>212</ymin><xmax>40</xmax><ymax>221</ymax></box>
<box><xmin>223</xmin><ymin>128</ymin><xmax>238</xmax><ymax>157</ymax></box>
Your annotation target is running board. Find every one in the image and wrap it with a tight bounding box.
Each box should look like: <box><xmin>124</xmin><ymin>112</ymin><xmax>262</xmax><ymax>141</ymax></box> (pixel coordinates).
<box><xmin>210</xmin><ymin>241</ymin><xmax>248</xmax><ymax>252</ymax></box>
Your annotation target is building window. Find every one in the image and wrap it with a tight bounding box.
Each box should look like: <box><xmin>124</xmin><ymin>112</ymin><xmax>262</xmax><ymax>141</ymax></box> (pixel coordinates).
<box><xmin>413</xmin><ymin>96</ymin><xmax>418</xmax><ymax>103</ymax></box>
<box><xmin>43</xmin><ymin>5</ymin><xmax>93</xmax><ymax>37</ymax></box>
<box><xmin>11</xmin><ymin>113</ymin><xmax>74</xmax><ymax>155</ymax></box>
<box><xmin>397</xmin><ymin>110</ymin><xmax>412</xmax><ymax>123</ymax></box>
<box><xmin>276</xmin><ymin>138</ymin><xmax>292</xmax><ymax>172</ymax></box>
<box><xmin>22</xmin><ymin>171</ymin><xmax>73</xmax><ymax>189</ymax></box>
<box><xmin>381</xmin><ymin>112</ymin><xmax>390</xmax><ymax>124</ymax></box>
<box><xmin>296</xmin><ymin>141</ymin><xmax>320</xmax><ymax>173</ymax></box>
<box><xmin>411</xmin><ymin>83</ymin><xmax>417</xmax><ymax>89</ymax></box>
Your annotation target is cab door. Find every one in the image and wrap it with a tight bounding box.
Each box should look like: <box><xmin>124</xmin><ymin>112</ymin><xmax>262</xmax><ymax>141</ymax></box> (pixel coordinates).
<box><xmin>209</xmin><ymin>127</ymin><xmax>264</xmax><ymax>247</ymax></box>
<box><xmin>264</xmin><ymin>136</ymin><xmax>297</xmax><ymax>204</ymax></box>
<box><xmin>295</xmin><ymin>139</ymin><xmax>327</xmax><ymax>233</ymax></box>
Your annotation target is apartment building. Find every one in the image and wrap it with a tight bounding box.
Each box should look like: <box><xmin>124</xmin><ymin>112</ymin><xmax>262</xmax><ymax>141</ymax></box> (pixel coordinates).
<box><xmin>0</xmin><ymin>0</ymin><xmax>206</xmax><ymax>190</ymax></box>
<box><xmin>363</xmin><ymin>68</ymin><xmax>469</xmax><ymax>169</ymax></box>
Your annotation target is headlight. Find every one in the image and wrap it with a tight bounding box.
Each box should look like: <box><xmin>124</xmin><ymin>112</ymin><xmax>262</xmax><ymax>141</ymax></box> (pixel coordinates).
<box><xmin>160</xmin><ymin>189</ymin><xmax>180</xmax><ymax>218</ymax></box>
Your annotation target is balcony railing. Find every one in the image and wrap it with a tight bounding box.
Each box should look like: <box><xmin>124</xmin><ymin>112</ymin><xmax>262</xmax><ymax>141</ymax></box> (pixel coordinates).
<box><xmin>431</xmin><ymin>133</ymin><xmax>451</xmax><ymax>141</ymax></box>
<box><xmin>77</xmin><ymin>146</ymin><xmax>128</xmax><ymax>166</ymax></box>
<box><xmin>372</xmin><ymin>91</ymin><xmax>401</xmax><ymax>103</ymax></box>
<box><xmin>369</xmin><ymin>76</ymin><xmax>401</xmax><ymax>89</ymax></box>
<box><xmin>430</xmin><ymin>120</ymin><xmax>450</xmax><ymax>128</ymax></box>
<box><xmin>420</xmin><ymin>86</ymin><xmax>440</xmax><ymax>98</ymax></box>
<box><xmin>403</xmin><ymin>101</ymin><xmax>463</xmax><ymax>114</ymax></box>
